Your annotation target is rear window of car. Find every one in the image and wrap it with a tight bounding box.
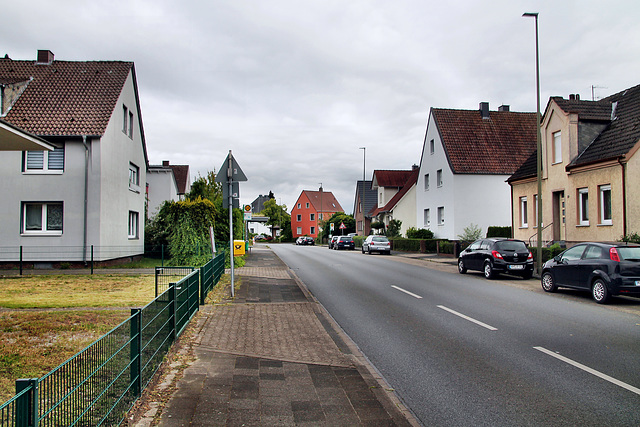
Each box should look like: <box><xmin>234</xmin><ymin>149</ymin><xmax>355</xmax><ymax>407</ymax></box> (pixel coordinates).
<box><xmin>617</xmin><ymin>246</ymin><xmax>640</xmax><ymax>261</ymax></box>
<box><xmin>372</xmin><ymin>237</ymin><xmax>388</xmax><ymax>242</ymax></box>
<box><xmin>494</xmin><ymin>240</ymin><xmax>528</xmax><ymax>251</ymax></box>
<box><xmin>339</xmin><ymin>237</ymin><xmax>353</xmax><ymax>241</ymax></box>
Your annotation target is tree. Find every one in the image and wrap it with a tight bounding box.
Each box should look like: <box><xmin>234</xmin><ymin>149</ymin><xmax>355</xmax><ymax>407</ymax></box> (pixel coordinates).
<box><xmin>186</xmin><ymin>171</ymin><xmax>222</xmax><ymax>202</ymax></box>
<box><xmin>386</xmin><ymin>219</ymin><xmax>402</xmax><ymax>238</ymax></box>
<box><xmin>260</xmin><ymin>198</ymin><xmax>291</xmax><ymax>241</ymax></box>
<box><xmin>458</xmin><ymin>223</ymin><xmax>483</xmax><ymax>241</ymax></box>
<box><xmin>322</xmin><ymin>212</ymin><xmax>355</xmax><ymax>239</ymax></box>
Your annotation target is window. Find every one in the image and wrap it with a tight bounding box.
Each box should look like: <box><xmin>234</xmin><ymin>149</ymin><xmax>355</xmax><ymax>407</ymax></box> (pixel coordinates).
<box><xmin>297</xmin><ymin>203</ymin><xmax>301</xmax><ymax>209</ymax></box>
<box><xmin>129</xmin><ymin>163</ymin><xmax>139</xmax><ymax>186</ymax></box>
<box><xmin>297</xmin><ymin>227</ymin><xmax>302</xmax><ymax>235</ymax></box>
<box><xmin>358</xmin><ymin>221</ymin><xmax>363</xmax><ymax>231</ymax></box>
<box><xmin>424</xmin><ymin>174</ymin><xmax>430</xmax><ymax>191</ymax></box>
<box><xmin>128</xmin><ymin>211</ymin><xmax>139</xmax><ymax>239</ymax></box>
<box><xmin>520</xmin><ymin>196</ymin><xmax>528</xmax><ymax>227</ymax></box>
<box><xmin>599</xmin><ymin>185</ymin><xmax>612</xmax><ymax>225</ymax></box>
<box><xmin>123</xmin><ymin>105</ymin><xmax>128</xmax><ymax>134</ymax></box>
<box><xmin>578</xmin><ymin>188</ymin><xmax>589</xmax><ymax>225</ymax></box>
<box><xmin>296</xmin><ymin>214</ymin><xmax>301</xmax><ymax>221</ymax></box>
<box><xmin>310</xmin><ymin>226</ymin><xmax>315</xmax><ymax>235</ymax></box>
<box><xmin>306</xmin><ymin>203</ymin><xmax>309</xmax><ymax>208</ymax></box>
<box><xmin>24</xmin><ymin>144</ymin><xmax>65</xmax><ymax>173</ymax></box>
<box><xmin>584</xmin><ymin>245</ymin><xmax>605</xmax><ymax>260</ymax></box>
<box><xmin>430</xmin><ymin>139</ymin><xmax>435</xmax><ymax>154</ymax></box>
<box><xmin>22</xmin><ymin>202</ymin><xmax>63</xmax><ymax>235</ymax></box>
<box><xmin>424</xmin><ymin>209</ymin><xmax>430</xmax><ymax>227</ymax></box>
<box><xmin>552</xmin><ymin>131</ymin><xmax>562</xmax><ymax>164</ymax></box>
<box><xmin>128</xmin><ymin>111</ymin><xmax>134</xmax><ymax>138</ymax></box>
<box><xmin>437</xmin><ymin>169</ymin><xmax>443</xmax><ymax>187</ymax></box>
<box><xmin>437</xmin><ymin>206</ymin><xmax>445</xmax><ymax>225</ymax></box>
<box><xmin>310</xmin><ymin>213</ymin><xmax>315</xmax><ymax>221</ymax></box>
<box><xmin>319</xmin><ymin>213</ymin><xmax>323</xmax><ymax>220</ymax></box>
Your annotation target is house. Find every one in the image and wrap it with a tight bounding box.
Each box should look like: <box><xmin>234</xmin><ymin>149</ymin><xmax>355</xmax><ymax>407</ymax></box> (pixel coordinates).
<box><xmin>291</xmin><ymin>187</ymin><xmax>343</xmax><ymax>238</ymax></box>
<box><xmin>416</xmin><ymin>103</ymin><xmax>537</xmax><ymax>240</ymax></box>
<box><xmin>352</xmin><ymin>180</ymin><xmax>377</xmax><ymax>236</ymax></box>
<box><xmin>508</xmin><ymin>85</ymin><xmax>640</xmax><ymax>246</ymax></box>
<box><xmin>165</xmin><ymin>161</ymin><xmax>191</xmax><ymax>200</ymax></box>
<box><xmin>251</xmin><ymin>194</ymin><xmax>273</xmax><ymax>214</ymax></box>
<box><xmin>0</xmin><ymin>50</ymin><xmax>148</xmax><ymax>263</ymax></box>
<box><xmin>147</xmin><ymin>162</ymin><xmax>180</xmax><ymax>217</ymax></box>
<box><xmin>0</xmin><ymin>118</ymin><xmax>54</xmax><ymax>151</ymax></box>
<box><xmin>368</xmin><ymin>168</ymin><xmax>419</xmax><ymax>236</ymax></box>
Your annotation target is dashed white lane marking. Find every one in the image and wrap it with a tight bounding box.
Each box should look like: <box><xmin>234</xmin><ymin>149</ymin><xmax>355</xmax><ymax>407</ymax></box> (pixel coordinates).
<box><xmin>437</xmin><ymin>305</ymin><xmax>498</xmax><ymax>331</ymax></box>
<box><xmin>534</xmin><ymin>346</ymin><xmax>640</xmax><ymax>396</ymax></box>
<box><xmin>391</xmin><ymin>285</ymin><xmax>423</xmax><ymax>299</ymax></box>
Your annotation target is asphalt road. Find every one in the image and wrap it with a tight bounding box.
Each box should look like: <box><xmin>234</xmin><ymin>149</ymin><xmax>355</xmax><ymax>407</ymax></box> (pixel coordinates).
<box><xmin>271</xmin><ymin>244</ymin><xmax>640</xmax><ymax>427</ymax></box>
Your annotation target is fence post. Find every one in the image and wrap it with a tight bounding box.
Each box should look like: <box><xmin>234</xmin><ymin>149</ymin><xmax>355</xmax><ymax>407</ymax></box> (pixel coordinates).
<box><xmin>130</xmin><ymin>308</ymin><xmax>142</xmax><ymax>398</ymax></box>
<box><xmin>169</xmin><ymin>284</ymin><xmax>177</xmax><ymax>343</ymax></box>
<box><xmin>161</xmin><ymin>245</ymin><xmax>164</xmax><ymax>267</ymax></box>
<box><xmin>200</xmin><ymin>267</ymin><xmax>205</xmax><ymax>306</ymax></box>
<box><xmin>15</xmin><ymin>378</ymin><xmax>37</xmax><ymax>427</ymax></box>
<box><xmin>91</xmin><ymin>245</ymin><xmax>94</xmax><ymax>275</ymax></box>
<box><xmin>20</xmin><ymin>246</ymin><xmax>23</xmax><ymax>276</ymax></box>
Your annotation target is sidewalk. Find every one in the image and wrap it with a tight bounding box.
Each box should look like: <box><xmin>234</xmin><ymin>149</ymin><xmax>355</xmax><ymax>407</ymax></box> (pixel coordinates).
<box><xmin>134</xmin><ymin>246</ymin><xmax>419</xmax><ymax>426</ymax></box>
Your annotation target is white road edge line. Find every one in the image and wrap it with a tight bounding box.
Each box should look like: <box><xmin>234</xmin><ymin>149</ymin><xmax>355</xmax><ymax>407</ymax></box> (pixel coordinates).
<box><xmin>437</xmin><ymin>305</ymin><xmax>498</xmax><ymax>331</ymax></box>
<box><xmin>534</xmin><ymin>346</ymin><xmax>640</xmax><ymax>396</ymax></box>
<box><xmin>391</xmin><ymin>285</ymin><xmax>423</xmax><ymax>299</ymax></box>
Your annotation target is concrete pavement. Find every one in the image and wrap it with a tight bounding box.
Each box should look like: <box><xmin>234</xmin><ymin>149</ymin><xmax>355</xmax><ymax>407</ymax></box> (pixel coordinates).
<box><xmin>135</xmin><ymin>246</ymin><xmax>419</xmax><ymax>426</ymax></box>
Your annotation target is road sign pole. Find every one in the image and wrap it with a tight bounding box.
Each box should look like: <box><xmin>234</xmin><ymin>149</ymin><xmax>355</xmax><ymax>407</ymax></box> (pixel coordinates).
<box><xmin>228</xmin><ymin>152</ymin><xmax>235</xmax><ymax>298</ymax></box>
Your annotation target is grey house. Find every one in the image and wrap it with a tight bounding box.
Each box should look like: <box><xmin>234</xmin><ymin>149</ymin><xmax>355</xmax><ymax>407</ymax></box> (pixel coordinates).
<box><xmin>0</xmin><ymin>50</ymin><xmax>148</xmax><ymax>263</ymax></box>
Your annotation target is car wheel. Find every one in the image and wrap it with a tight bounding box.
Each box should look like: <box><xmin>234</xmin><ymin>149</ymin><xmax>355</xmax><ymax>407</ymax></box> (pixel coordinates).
<box><xmin>362</xmin><ymin>246</ymin><xmax>365</xmax><ymax>254</ymax></box>
<box><xmin>592</xmin><ymin>279</ymin><xmax>610</xmax><ymax>304</ymax></box>
<box><xmin>483</xmin><ymin>261</ymin><xmax>495</xmax><ymax>279</ymax></box>
<box><xmin>458</xmin><ymin>258</ymin><xmax>467</xmax><ymax>274</ymax></box>
<box><xmin>368</xmin><ymin>248</ymin><xmax>372</xmax><ymax>254</ymax></box>
<box><xmin>541</xmin><ymin>272</ymin><xmax>557</xmax><ymax>292</ymax></box>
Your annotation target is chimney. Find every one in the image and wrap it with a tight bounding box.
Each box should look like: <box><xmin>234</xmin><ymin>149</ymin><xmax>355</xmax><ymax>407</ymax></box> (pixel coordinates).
<box><xmin>498</xmin><ymin>105</ymin><xmax>510</xmax><ymax>112</ymax></box>
<box><xmin>319</xmin><ymin>186</ymin><xmax>323</xmax><ymax>192</ymax></box>
<box><xmin>479</xmin><ymin>102</ymin><xmax>490</xmax><ymax>119</ymax></box>
<box><xmin>162</xmin><ymin>160</ymin><xmax>170</xmax><ymax>166</ymax></box>
<box><xmin>412</xmin><ymin>164</ymin><xmax>419</xmax><ymax>170</ymax></box>
<box><xmin>36</xmin><ymin>50</ymin><xmax>54</xmax><ymax>64</ymax></box>
<box><xmin>569</xmin><ymin>94</ymin><xmax>581</xmax><ymax>101</ymax></box>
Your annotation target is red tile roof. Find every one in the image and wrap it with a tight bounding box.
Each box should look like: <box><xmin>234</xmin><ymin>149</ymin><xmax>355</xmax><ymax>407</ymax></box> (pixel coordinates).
<box><xmin>432</xmin><ymin>108</ymin><xmax>537</xmax><ymax>174</ymax></box>
<box><xmin>168</xmin><ymin>165</ymin><xmax>190</xmax><ymax>195</ymax></box>
<box><xmin>0</xmin><ymin>56</ymin><xmax>133</xmax><ymax>136</ymax></box>
<box><xmin>370</xmin><ymin>169</ymin><xmax>419</xmax><ymax>216</ymax></box>
<box><xmin>304</xmin><ymin>190</ymin><xmax>343</xmax><ymax>213</ymax></box>
<box><xmin>373</xmin><ymin>170</ymin><xmax>414</xmax><ymax>187</ymax></box>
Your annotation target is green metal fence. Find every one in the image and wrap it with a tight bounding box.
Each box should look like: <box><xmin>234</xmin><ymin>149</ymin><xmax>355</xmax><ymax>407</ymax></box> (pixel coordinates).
<box><xmin>0</xmin><ymin>253</ymin><xmax>225</xmax><ymax>426</ymax></box>
<box><xmin>155</xmin><ymin>266</ymin><xmax>196</xmax><ymax>297</ymax></box>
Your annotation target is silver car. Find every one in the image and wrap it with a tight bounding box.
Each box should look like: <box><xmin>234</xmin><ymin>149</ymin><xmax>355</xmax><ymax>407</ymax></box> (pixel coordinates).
<box><xmin>362</xmin><ymin>236</ymin><xmax>391</xmax><ymax>255</ymax></box>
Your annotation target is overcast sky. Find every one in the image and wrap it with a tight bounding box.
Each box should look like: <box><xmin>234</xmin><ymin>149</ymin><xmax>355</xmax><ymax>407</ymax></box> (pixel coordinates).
<box><xmin>3</xmin><ymin>0</ymin><xmax>639</xmax><ymax>213</ymax></box>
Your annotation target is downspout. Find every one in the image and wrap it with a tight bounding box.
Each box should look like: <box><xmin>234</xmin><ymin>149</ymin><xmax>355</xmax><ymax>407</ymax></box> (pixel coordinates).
<box><xmin>82</xmin><ymin>136</ymin><xmax>89</xmax><ymax>264</ymax></box>
<box><xmin>619</xmin><ymin>158</ymin><xmax>627</xmax><ymax>237</ymax></box>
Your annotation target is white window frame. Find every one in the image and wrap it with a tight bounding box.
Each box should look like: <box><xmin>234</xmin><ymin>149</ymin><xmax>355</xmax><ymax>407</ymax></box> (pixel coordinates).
<box><xmin>310</xmin><ymin>213</ymin><xmax>315</xmax><ymax>221</ymax></box>
<box><xmin>22</xmin><ymin>202</ymin><xmax>63</xmax><ymax>235</ymax></box>
<box><xmin>424</xmin><ymin>209</ymin><xmax>430</xmax><ymax>227</ymax></box>
<box><xmin>437</xmin><ymin>206</ymin><xmax>445</xmax><ymax>225</ymax></box>
<box><xmin>310</xmin><ymin>226</ymin><xmax>315</xmax><ymax>235</ymax></box>
<box><xmin>128</xmin><ymin>211</ymin><xmax>139</xmax><ymax>239</ymax></box>
<box><xmin>296</xmin><ymin>214</ymin><xmax>301</xmax><ymax>222</ymax></box>
<box><xmin>578</xmin><ymin>188</ymin><xmax>589</xmax><ymax>226</ymax></box>
<box><xmin>23</xmin><ymin>145</ymin><xmax>65</xmax><ymax>174</ymax></box>
<box><xmin>437</xmin><ymin>169</ymin><xmax>443</xmax><ymax>187</ymax></box>
<box><xmin>520</xmin><ymin>196</ymin><xmax>528</xmax><ymax>228</ymax></box>
<box><xmin>297</xmin><ymin>203</ymin><xmax>301</xmax><ymax>209</ymax></box>
<box><xmin>552</xmin><ymin>131</ymin><xmax>562</xmax><ymax>164</ymax></box>
<box><xmin>123</xmin><ymin>105</ymin><xmax>128</xmax><ymax>134</ymax></box>
<box><xmin>533</xmin><ymin>194</ymin><xmax>540</xmax><ymax>228</ymax></box>
<box><xmin>296</xmin><ymin>227</ymin><xmax>302</xmax><ymax>235</ymax></box>
<box><xmin>599</xmin><ymin>185</ymin><xmax>612</xmax><ymax>225</ymax></box>
<box><xmin>430</xmin><ymin>139</ymin><xmax>435</xmax><ymax>154</ymax></box>
<box><xmin>306</xmin><ymin>202</ymin><xmax>309</xmax><ymax>208</ymax></box>
<box><xmin>424</xmin><ymin>174</ymin><xmax>430</xmax><ymax>191</ymax></box>
<box><xmin>129</xmin><ymin>163</ymin><xmax>141</xmax><ymax>193</ymax></box>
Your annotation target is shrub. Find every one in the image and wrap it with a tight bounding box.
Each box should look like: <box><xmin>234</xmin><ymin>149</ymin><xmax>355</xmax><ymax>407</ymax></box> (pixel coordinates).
<box><xmin>457</xmin><ymin>223</ymin><xmax>482</xmax><ymax>241</ymax></box>
<box><xmin>389</xmin><ymin>238</ymin><xmax>421</xmax><ymax>252</ymax></box>
<box><xmin>387</xmin><ymin>219</ymin><xmax>402</xmax><ymax>238</ymax></box>
<box><xmin>620</xmin><ymin>232</ymin><xmax>640</xmax><ymax>244</ymax></box>
<box><xmin>406</xmin><ymin>227</ymin><xmax>434</xmax><ymax>239</ymax></box>
<box><xmin>438</xmin><ymin>240</ymin><xmax>455</xmax><ymax>254</ymax></box>
<box><xmin>487</xmin><ymin>226</ymin><xmax>512</xmax><ymax>238</ymax></box>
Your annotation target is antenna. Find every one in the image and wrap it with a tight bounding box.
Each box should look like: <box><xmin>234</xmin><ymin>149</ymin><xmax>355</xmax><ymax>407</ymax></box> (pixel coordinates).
<box><xmin>591</xmin><ymin>85</ymin><xmax>607</xmax><ymax>101</ymax></box>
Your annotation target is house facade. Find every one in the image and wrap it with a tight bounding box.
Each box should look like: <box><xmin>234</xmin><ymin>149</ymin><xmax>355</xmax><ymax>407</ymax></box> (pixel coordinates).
<box><xmin>369</xmin><ymin>169</ymin><xmax>418</xmax><ymax>236</ymax></box>
<box><xmin>509</xmin><ymin>86</ymin><xmax>640</xmax><ymax>246</ymax></box>
<box><xmin>353</xmin><ymin>180</ymin><xmax>377</xmax><ymax>236</ymax></box>
<box><xmin>291</xmin><ymin>188</ymin><xmax>343</xmax><ymax>238</ymax></box>
<box><xmin>416</xmin><ymin>103</ymin><xmax>537</xmax><ymax>240</ymax></box>
<box><xmin>0</xmin><ymin>50</ymin><xmax>148</xmax><ymax>262</ymax></box>
<box><xmin>147</xmin><ymin>163</ymin><xmax>179</xmax><ymax>218</ymax></box>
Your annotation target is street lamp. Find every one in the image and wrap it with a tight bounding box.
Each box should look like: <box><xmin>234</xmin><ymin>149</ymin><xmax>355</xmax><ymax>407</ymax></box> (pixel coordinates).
<box><xmin>359</xmin><ymin>147</ymin><xmax>366</xmax><ymax>236</ymax></box>
<box><xmin>523</xmin><ymin>12</ymin><xmax>543</xmax><ymax>275</ymax></box>
<box><xmin>318</xmin><ymin>183</ymin><xmax>323</xmax><ymax>239</ymax></box>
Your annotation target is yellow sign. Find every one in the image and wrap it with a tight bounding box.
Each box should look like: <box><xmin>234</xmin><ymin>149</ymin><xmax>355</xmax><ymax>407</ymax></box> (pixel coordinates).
<box><xmin>233</xmin><ymin>240</ymin><xmax>246</xmax><ymax>256</ymax></box>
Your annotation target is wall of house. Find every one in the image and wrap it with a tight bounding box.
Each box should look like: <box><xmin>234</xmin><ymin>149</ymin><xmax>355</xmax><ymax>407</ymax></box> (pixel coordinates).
<box><xmin>97</xmin><ymin>71</ymin><xmax>147</xmax><ymax>259</ymax></box>
<box><xmin>510</xmin><ymin>179</ymin><xmax>540</xmax><ymax>243</ymax></box>
<box><xmin>626</xmin><ymin>149</ymin><xmax>640</xmax><ymax>236</ymax></box>
<box><xmin>392</xmin><ymin>185</ymin><xmax>416</xmax><ymax>237</ymax></box>
<box><xmin>147</xmin><ymin>170</ymin><xmax>178</xmax><ymax>217</ymax></box>
<box><xmin>291</xmin><ymin>193</ymin><xmax>318</xmax><ymax>237</ymax></box>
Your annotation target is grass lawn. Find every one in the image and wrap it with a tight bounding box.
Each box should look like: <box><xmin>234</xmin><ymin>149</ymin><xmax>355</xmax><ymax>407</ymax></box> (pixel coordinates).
<box><xmin>0</xmin><ymin>274</ymin><xmax>157</xmax><ymax>402</ymax></box>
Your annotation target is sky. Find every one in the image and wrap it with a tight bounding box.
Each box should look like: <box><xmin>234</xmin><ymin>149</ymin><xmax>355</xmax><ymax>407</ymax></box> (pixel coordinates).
<box><xmin>2</xmin><ymin>0</ymin><xmax>639</xmax><ymax>214</ymax></box>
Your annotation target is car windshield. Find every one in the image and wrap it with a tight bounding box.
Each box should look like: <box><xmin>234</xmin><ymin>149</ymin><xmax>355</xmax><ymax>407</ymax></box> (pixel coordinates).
<box><xmin>617</xmin><ymin>246</ymin><xmax>640</xmax><ymax>261</ymax></box>
<box><xmin>495</xmin><ymin>241</ymin><xmax>527</xmax><ymax>251</ymax></box>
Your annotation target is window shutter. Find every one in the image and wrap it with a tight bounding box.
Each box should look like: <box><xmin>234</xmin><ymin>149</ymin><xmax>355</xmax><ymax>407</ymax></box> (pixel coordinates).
<box><xmin>48</xmin><ymin>146</ymin><xmax>64</xmax><ymax>170</ymax></box>
<box><xmin>27</xmin><ymin>151</ymin><xmax>44</xmax><ymax>169</ymax></box>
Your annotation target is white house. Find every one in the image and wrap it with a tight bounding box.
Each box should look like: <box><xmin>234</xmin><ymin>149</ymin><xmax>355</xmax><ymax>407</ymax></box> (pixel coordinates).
<box><xmin>147</xmin><ymin>161</ymin><xmax>180</xmax><ymax>218</ymax></box>
<box><xmin>416</xmin><ymin>103</ymin><xmax>536</xmax><ymax>239</ymax></box>
<box><xmin>369</xmin><ymin>168</ymin><xmax>418</xmax><ymax>236</ymax></box>
<box><xmin>0</xmin><ymin>50</ymin><xmax>148</xmax><ymax>263</ymax></box>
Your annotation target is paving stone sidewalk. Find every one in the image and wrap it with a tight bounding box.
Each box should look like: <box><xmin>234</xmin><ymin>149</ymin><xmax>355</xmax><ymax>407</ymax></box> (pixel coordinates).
<box><xmin>151</xmin><ymin>246</ymin><xmax>417</xmax><ymax>426</ymax></box>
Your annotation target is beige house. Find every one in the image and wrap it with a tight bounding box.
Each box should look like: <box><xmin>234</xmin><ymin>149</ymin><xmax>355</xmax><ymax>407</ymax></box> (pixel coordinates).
<box><xmin>369</xmin><ymin>168</ymin><xmax>418</xmax><ymax>236</ymax></box>
<box><xmin>508</xmin><ymin>84</ymin><xmax>640</xmax><ymax>246</ymax></box>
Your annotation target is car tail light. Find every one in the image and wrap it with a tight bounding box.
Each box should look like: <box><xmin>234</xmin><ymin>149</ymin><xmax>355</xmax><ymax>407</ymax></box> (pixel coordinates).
<box><xmin>610</xmin><ymin>247</ymin><xmax>621</xmax><ymax>262</ymax></box>
<box><xmin>491</xmin><ymin>250</ymin><xmax>503</xmax><ymax>260</ymax></box>
<box><xmin>527</xmin><ymin>251</ymin><xmax>533</xmax><ymax>260</ymax></box>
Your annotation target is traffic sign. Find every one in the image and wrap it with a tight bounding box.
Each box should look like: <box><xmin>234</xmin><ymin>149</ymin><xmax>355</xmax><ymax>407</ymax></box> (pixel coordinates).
<box><xmin>244</xmin><ymin>204</ymin><xmax>252</xmax><ymax>213</ymax></box>
<box><xmin>339</xmin><ymin>222</ymin><xmax>346</xmax><ymax>229</ymax></box>
<box><xmin>215</xmin><ymin>151</ymin><xmax>247</xmax><ymax>183</ymax></box>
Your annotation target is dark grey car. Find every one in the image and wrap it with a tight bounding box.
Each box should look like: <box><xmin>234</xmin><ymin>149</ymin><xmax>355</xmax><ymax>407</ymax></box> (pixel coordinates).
<box><xmin>458</xmin><ymin>238</ymin><xmax>534</xmax><ymax>279</ymax></box>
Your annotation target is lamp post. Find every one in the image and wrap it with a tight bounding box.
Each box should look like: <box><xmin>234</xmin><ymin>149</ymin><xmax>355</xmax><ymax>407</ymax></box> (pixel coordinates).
<box><xmin>359</xmin><ymin>147</ymin><xmax>366</xmax><ymax>236</ymax></box>
<box><xmin>318</xmin><ymin>183</ymin><xmax>323</xmax><ymax>240</ymax></box>
<box><xmin>523</xmin><ymin>12</ymin><xmax>543</xmax><ymax>275</ymax></box>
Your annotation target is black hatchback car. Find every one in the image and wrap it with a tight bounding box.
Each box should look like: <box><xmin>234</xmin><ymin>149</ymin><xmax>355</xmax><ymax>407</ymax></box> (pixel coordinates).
<box><xmin>334</xmin><ymin>236</ymin><xmax>355</xmax><ymax>250</ymax></box>
<box><xmin>458</xmin><ymin>238</ymin><xmax>533</xmax><ymax>279</ymax></box>
<box><xmin>541</xmin><ymin>242</ymin><xmax>640</xmax><ymax>304</ymax></box>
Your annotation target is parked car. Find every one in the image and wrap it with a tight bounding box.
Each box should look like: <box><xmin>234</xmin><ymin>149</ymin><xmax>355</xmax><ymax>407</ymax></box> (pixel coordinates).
<box><xmin>296</xmin><ymin>236</ymin><xmax>314</xmax><ymax>245</ymax></box>
<box><xmin>362</xmin><ymin>235</ymin><xmax>391</xmax><ymax>254</ymax></box>
<box><xmin>334</xmin><ymin>236</ymin><xmax>355</xmax><ymax>250</ymax></box>
<box><xmin>295</xmin><ymin>237</ymin><xmax>304</xmax><ymax>245</ymax></box>
<box><xmin>328</xmin><ymin>235</ymin><xmax>339</xmax><ymax>249</ymax></box>
<box><xmin>540</xmin><ymin>242</ymin><xmax>640</xmax><ymax>304</ymax></box>
<box><xmin>458</xmin><ymin>238</ymin><xmax>533</xmax><ymax>279</ymax></box>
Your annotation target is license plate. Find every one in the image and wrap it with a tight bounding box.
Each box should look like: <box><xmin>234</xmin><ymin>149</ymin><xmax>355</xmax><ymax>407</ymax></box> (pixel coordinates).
<box><xmin>508</xmin><ymin>265</ymin><xmax>524</xmax><ymax>270</ymax></box>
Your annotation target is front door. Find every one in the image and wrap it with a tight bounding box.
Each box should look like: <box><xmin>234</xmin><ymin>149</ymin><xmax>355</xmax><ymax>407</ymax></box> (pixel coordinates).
<box><xmin>552</xmin><ymin>191</ymin><xmax>566</xmax><ymax>242</ymax></box>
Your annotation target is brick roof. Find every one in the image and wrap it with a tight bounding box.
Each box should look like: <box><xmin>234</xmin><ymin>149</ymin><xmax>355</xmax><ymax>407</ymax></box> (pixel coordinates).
<box><xmin>370</xmin><ymin>168</ymin><xmax>418</xmax><ymax>216</ymax></box>
<box><xmin>432</xmin><ymin>108</ymin><xmax>537</xmax><ymax>174</ymax></box>
<box><xmin>373</xmin><ymin>170</ymin><xmax>414</xmax><ymax>187</ymax></box>
<box><xmin>168</xmin><ymin>165</ymin><xmax>190</xmax><ymax>194</ymax></box>
<box><xmin>304</xmin><ymin>190</ymin><xmax>343</xmax><ymax>213</ymax></box>
<box><xmin>0</xmin><ymin>55</ymin><xmax>133</xmax><ymax>136</ymax></box>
